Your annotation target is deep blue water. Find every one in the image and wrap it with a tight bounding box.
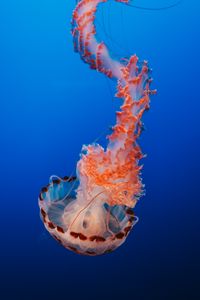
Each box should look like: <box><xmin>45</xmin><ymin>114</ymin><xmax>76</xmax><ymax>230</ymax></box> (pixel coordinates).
<box><xmin>0</xmin><ymin>0</ymin><xmax>199</xmax><ymax>299</ymax></box>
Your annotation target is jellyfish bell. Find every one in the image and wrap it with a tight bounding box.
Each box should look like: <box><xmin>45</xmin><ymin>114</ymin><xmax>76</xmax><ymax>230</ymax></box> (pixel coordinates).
<box><xmin>39</xmin><ymin>175</ymin><xmax>138</xmax><ymax>256</ymax></box>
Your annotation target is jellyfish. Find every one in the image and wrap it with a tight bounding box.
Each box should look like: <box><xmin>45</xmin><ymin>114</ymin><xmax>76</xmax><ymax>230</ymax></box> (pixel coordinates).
<box><xmin>39</xmin><ymin>0</ymin><xmax>156</xmax><ymax>256</ymax></box>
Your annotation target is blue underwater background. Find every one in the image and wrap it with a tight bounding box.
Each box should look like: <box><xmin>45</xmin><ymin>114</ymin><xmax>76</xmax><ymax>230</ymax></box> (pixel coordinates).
<box><xmin>0</xmin><ymin>0</ymin><xmax>199</xmax><ymax>299</ymax></box>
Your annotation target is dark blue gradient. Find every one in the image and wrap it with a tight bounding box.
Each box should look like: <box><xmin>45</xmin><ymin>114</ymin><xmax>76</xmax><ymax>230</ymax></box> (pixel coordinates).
<box><xmin>0</xmin><ymin>1</ymin><xmax>199</xmax><ymax>299</ymax></box>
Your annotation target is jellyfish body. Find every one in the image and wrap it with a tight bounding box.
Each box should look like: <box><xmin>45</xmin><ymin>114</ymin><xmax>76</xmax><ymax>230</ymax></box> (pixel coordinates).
<box><xmin>39</xmin><ymin>176</ymin><xmax>138</xmax><ymax>255</ymax></box>
<box><xmin>39</xmin><ymin>0</ymin><xmax>155</xmax><ymax>255</ymax></box>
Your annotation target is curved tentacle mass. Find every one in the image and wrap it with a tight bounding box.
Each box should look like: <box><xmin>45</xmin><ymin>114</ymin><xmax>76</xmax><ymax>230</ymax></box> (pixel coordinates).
<box><xmin>72</xmin><ymin>0</ymin><xmax>155</xmax><ymax>208</ymax></box>
<box><xmin>38</xmin><ymin>0</ymin><xmax>156</xmax><ymax>256</ymax></box>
